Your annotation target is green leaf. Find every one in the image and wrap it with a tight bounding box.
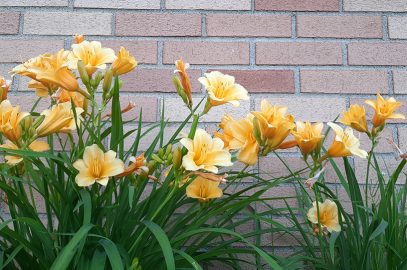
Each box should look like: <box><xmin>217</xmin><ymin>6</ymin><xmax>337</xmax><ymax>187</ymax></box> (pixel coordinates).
<box><xmin>329</xmin><ymin>231</ymin><xmax>340</xmax><ymax>264</ymax></box>
<box><xmin>368</xmin><ymin>220</ymin><xmax>388</xmax><ymax>241</ymax></box>
<box><xmin>99</xmin><ymin>239</ymin><xmax>124</xmax><ymax>270</ymax></box>
<box><xmin>174</xmin><ymin>249</ymin><xmax>203</xmax><ymax>270</ymax></box>
<box><xmin>90</xmin><ymin>249</ymin><xmax>106</xmax><ymax>270</ymax></box>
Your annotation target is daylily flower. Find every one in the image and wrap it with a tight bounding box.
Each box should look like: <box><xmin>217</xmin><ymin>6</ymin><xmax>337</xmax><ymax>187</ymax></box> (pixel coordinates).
<box><xmin>307</xmin><ymin>199</ymin><xmax>341</xmax><ymax>233</ymax></box>
<box><xmin>251</xmin><ymin>99</ymin><xmax>295</xmax><ymax>152</ymax></box>
<box><xmin>180</xmin><ymin>128</ymin><xmax>233</xmax><ymax>173</ymax></box>
<box><xmin>73</xmin><ymin>34</ymin><xmax>85</xmax><ymax>44</ymax></box>
<box><xmin>174</xmin><ymin>59</ymin><xmax>192</xmax><ymax>107</ymax></box>
<box><xmin>36</xmin><ymin>102</ymin><xmax>83</xmax><ymax>137</ymax></box>
<box><xmin>291</xmin><ymin>121</ymin><xmax>324</xmax><ymax>156</ymax></box>
<box><xmin>116</xmin><ymin>153</ymin><xmax>148</xmax><ymax>178</ymax></box>
<box><xmin>186</xmin><ymin>176</ymin><xmax>223</xmax><ymax>202</ymax></box>
<box><xmin>365</xmin><ymin>93</ymin><xmax>405</xmax><ymax>127</ymax></box>
<box><xmin>199</xmin><ymin>71</ymin><xmax>249</xmax><ymax>110</ymax></box>
<box><xmin>73</xmin><ymin>144</ymin><xmax>124</xmax><ymax>187</ymax></box>
<box><xmin>68</xmin><ymin>41</ymin><xmax>116</xmax><ymax>76</ymax></box>
<box><xmin>1</xmin><ymin>139</ymin><xmax>50</xmax><ymax>165</ymax></box>
<box><xmin>324</xmin><ymin>122</ymin><xmax>367</xmax><ymax>159</ymax></box>
<box><xmin>52</xmin><ymin>88</ymin><xmax>85</xmax><ymax>108</ymax></box>
<box><xmin>112</xmin><ymin>47</ymin><xmax>137</xmax><ymax>76</ymax></box>
<box><xmin>0</xmin><ymin>100</ymin><xmax>29</xmax><ymax>142</ymax></box>
<box><xmin>340</xmin><ymin>104</ymin><xmax>369</xmax><ymax>133</ymax></box>
<box><xmin>12</xmin><ymin>49</ymin><xmax>79</xmax><ymax>95</ymax></box>
<box><xmin>0</xmin><ymin>76</ymin><xmax>11</xmax><ymax>101</ymax></box>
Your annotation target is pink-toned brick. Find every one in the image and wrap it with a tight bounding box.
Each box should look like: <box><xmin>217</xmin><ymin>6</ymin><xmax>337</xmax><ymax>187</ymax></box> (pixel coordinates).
<box><xmin>256</xmin><ymin>0</ymin><xmax>339</xmax><ymax>11</ymax></box>
<box><xmin>0</xmin><ymin>40</ymin><xmax>64</xmax><ymax>63</ymax></box>
<box><xmin>348</xmin><ymin>43</ymin><xmax>407</xmax><ymax>66</ymax></box>
<box><xmin>116</xmin><ymin>13</ymin><xmax>201</xmax><ymax>37</ymax></box>
<box><xmin>0</xmin><ymin>0</ymin><xmax>67</xmax><ymax>6</ymax></box>
<box><xmin>255</xmin><ymin>96</ymin><xmax>346</xmax><ymax>122</ymax></box>
<box><xmin>206</xmin><ymin>14</ymin><xmax>291</xmax><ymax>37</ymax></box>
<box><xmin>344</xmin><ymin>0</ymin><xmax>407</xmax><ymax>12</ymax></box>
<box><xmin>118</xmin><ymin>95</ymin><xmax>158</xmax><ymax>122</ymax></box>
<box><xmin>214</xmin><ymin>70</ymin><xmax>294</xmax><ymax>93</ymax></box>
<box><xmin>300</xmin><ymin>70</ymin><xmax>388</xmax><ymax>94</ymax></box>
<box><xmin>388</xmin><ymin>17</ymin><xmax>407</xmax><ymax>39</ymax></box>
<box><xmin>120</xmin><ymin>68</ymin><xmax>201</xmax><ymax>93</ymax></box>
<box><xmin>360</xmin><ymin>128</ymin><xmax>394</xmax><ymax>153</ymax></box>
<box><xmin>7</xmin><ymin>94</ymin><xmax>50</xmax><ymax>112</ymax></box>
<box><xmin>297</xmin><ymin>15</ymin><xmax>382</xmax><ymax>38</ymax></box>
<box><xmin>259</xmin><ymin>156</ymin><xmax>308</xmax><ymax>179</ymax></box>
<box><xmin>97</xmin><ymin>40</ymin><xmax>157</xmax><ymax>64</ymax></box>
<box><xmin>354</xmin><ymin>157</ymin><xmax>405</xmax><ymax>184</ymax></box>
<box><xmin>74</xmin><ymin>0</ymin><xmax>160</xmax><ymax>9</ymax></box>
<box><xmin>166</xmin><ymin>0</ymin><xmax>251</xmax><ymax>10</ymax></box>
<box><xmin>398</xmin><ymin>127</ymin><xmax>407</xmax><ymax>151</ymax></box>
<box><xmin>24</xmin><ymin>12</ymin><xmax>112</xmax><ymax>35</ymax></box>
<box><xmin>164</xmin><ymin>41</ymin><xmax>250</xmax><ymax>65</ymax></box>
<box><xmin>0</xmin><ymin>12</ymin><xmax>20</xmax><ymax>34</ymax></box>
<box><xmin>256</xmin><ymin>42</ymin><xmax>342</xmax><ymax>65</ymax></box>
<box><xmin>393</xmin><ymin>70</ymin><xmax>407</xmax><ymax>94</ymax></box>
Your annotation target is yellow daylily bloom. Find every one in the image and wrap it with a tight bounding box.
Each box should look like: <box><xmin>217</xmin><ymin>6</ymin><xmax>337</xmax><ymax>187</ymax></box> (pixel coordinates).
<box><xmin>291</xmin><ymin>121</ymin><xmax>324</xmax><ymax>156</ymax></box>
<box><xmin>198</xmin><ymin>71</ymin><xmax>249</xmax><ymax>107</ymax></box>
<box><xmin>112</xmin><ymin>47</ymin><xmax>137</xmax><ymax>76</ymax></box>
<box><xmin>0</xmin><ymin>76</ymin><xmax>11</xmax><ymax>101</ymax></box>
<box><xmin>1</xmin><ymin>139</ymin><xmax>50</xmax><ymax>165</ymax></box>
<box><xmin>52</xmin><ymin>88</ymin><xmax>85</xmax><ymax>108</ymax></box>
<box><xmin>215</xmin><ymin>114</ymin><xmax>259</xmax><ymax>165</ymax></box>
<box><xmin>186</xmin><ymin>176</ymin><xmax>223</xmax><ymax>202</ymax></box>
<box><xmin>307</xmin><ymin>199</ymin><xmax>341</xmax><ymax>233</ymax></box>
<box><xmin>251</xmin><ymin>99</ymin><xmax>295</xmax><ymax>151</ymax></box>
<box><xmin>116</xmin><ymin>153</ymin><xmax>148</xmax><ymax>178</ymax></box>
<box><xmin>365</xmin><ymin>93</ymin><xmax>405</xmax><ymax>127</ymax></box>
<box><xmin>73</xmin><ymin>34</ymin><xmax>85</xmax><ymax>44</ymax></box>
<box><xmin>12</xmin><ymin>49</ymin><xmax>79</xmax><ymax>95</ymax></box>
<box><xmin>180</xmin><ymin>128</ymin><xmax>233</xmax><ymax>173</ymax></box>
<box><xmin>68</xmin><ymin>41</ymin><xmax>116</xmax><ymax>76</ymax></box>
<box><xmin>325</xmin><ymin>122</ymin><xmax>367</xmax><ymax>159</ymax></box>
<box><xmin>73</xmin><ymin>144</ymin><xmax>124</xmax><ymax>187</ymax></box>
<box><xmin>0</xmin><ymin>100</ymin><xmax>29</xmax><ymax>142</ymax></box>
<box><xmin>36</xmin><ymin>102</ymin><xmax>84</xmax><ymax>137</ymax></box>
<box><xmin>340</xmin><ymin>104</ymin><xmax>369</xmax><ymax>133</ymax></box>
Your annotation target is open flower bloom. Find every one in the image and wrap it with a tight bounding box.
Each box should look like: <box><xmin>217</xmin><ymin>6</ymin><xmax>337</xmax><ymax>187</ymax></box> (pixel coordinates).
<box><xmin>214</xmin><ymin>114</ymin><xmax>235</xmax><ymax>149</ymax></box>
<box><xmin>36</xmin><ymin>102</ymin><xmax>84</xmax><ymax>137</ymax></box>
<box><xmin>112</xmin><ymin>47</ymin><xmax>137</xmax><ymax>76</ymax></box>
<box><xmin>12</xmin><ymin>49</ymin><xmax>79</xmax><ymax>95</ymax></box>
<box><xmin>198</xmin><ymin>71</ymin><xmax>249</xmax><ymax>107</ymax></box>
<box><xmin>73</xmin><ymin>144</ymin><xmax>124</xmax><ymax>187</ymax></box>
<box><xmin>291</xmin><ymin>121</ymin><xmax>324</xmax><ymax>156</ymax></box>
<box><xmin>1</xmin><ymin>139</ymin><xmax>50</xmax><ymax>165</ymax></box>
<box><xmin>251</xmin><ymin>99</ymin><xmax>295</xmax><ymax>151</ymax></box>
<box><xmin>0</xmin><ymin>76</ymin><xmax>11</xmax><ymax>101</ymax></box>
<box><xmin>73</xmin><ymin>34</ymin><xmax>85</xmax><ymax>44</ymax></box>
<box><xmin>52</xmin><ymin>88</ymin><xmax>85</xmax><ymax>108</ymax></box>
<box><xmin>180</xmin><ymin>128</ymin><xmax>233</xmax><ymax>173</ymax></box>
<box><xmin>0</xmin><ymin>100</ymin><xmax>29</xmax><ymax>142</ymax></box>
<box><xmin>325</xmin><ymin>122</ymin><xmax>367</xmax><ymax>159</ymax></box>
<box><xmin>186</xmin><ymin>176</ymin><xmax>223</xmax><ymax>202</ymax></box>
<box><xmin>215</xmin><ymin>114</ymin><xmax>259</xmax><ymax>165</ymax></box>
<box><xmin>68</xmin><ymin>41</ymin><xmax>116</xmax><ymax>76</ymax></box>
<box><xmin>174</xmin><ymin>59</ymin><xmax>192</xmax><ymax>106</ymax></box>
<box><xmin>307</xmin><ymin>199</ymin><xmax>341</xmax><ymax>233</ymax></box>
<box><xmin>365</xmin><ymin>93</ymin><xmax>405</xmax><ymax>127</ymax></box>
<box><xmin>340</xmin><ymin>104</ymin><xmax>369</xmax><ymax>133</ymax></box>
<box><xmin>116</xmin><ymin>153</ymin><xmax>148</xmax><ymax>178</ymax></box>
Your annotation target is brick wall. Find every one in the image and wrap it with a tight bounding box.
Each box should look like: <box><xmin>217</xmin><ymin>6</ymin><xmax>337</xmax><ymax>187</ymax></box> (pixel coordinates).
<box><xmin>1</xmin><ymin>0</ymin><xmax>407</xmax><ymax>261</ymax></box>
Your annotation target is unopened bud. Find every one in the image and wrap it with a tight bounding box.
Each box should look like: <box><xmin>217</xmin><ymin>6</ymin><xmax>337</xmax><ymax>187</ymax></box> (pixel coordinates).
<box><xmin>22</xmin><ymin>115</ymin><xmax>33</xmax><ymax>130</ymax></box>
<box><xmin>173</xmin><ymin>75</ymin><xmax>189</xmax><ymax>106</ymax></box>
<box><xmin>93</xmin><ymin>72</ymin><xmax>103</xmax><ymax>88</ymax></box>
<box><xmin>172</xmin><ymin>147</ymin><xmax>183</xmax><ymax>169</ymax></box>
<box><xmin>151</xmin><ymin>154</ymin><xmax>164</xmax><ymax>163</ymax></box>
<box><xmin>252</xmin><ymin>117</ymin><xmax>263</xmax><ymax>145</ymax></box>
<box><xmin>103</xmin><ymin>68</ymin><xmax>113</xmax><ymax>100</ymax></box>
<box><xmin>77</xmin><ymin>61</ymin><xmax>89</xmax><ymax>86</ymax></box>
<box><xmin>165</xmin><ymin>144</ymin><xmax>172</xmax><ymax>156</ymax></box>
<box><xmin>33</xmin><ymin>115</ymin><xmax>45</xmax><ymax>129</ymax></box>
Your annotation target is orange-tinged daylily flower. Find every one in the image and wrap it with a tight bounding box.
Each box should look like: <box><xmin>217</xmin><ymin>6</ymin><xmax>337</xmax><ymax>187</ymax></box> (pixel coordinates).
<box><xmin>73</xmin><ymin>34</ymin><xmax>85</xmax><ymax>44</ymax></box>
<box><xmin>365</xmin><ymin>93</ymin><xmax>405</xmax><ymax>127</ymax></box>
<box><xmin>340</xmin><ymin>104</ymin><xmax>369</xmax><ymax>133</ymax></box>
<box><xmin>68</xmin><ymin>41</ymin><xmax>116</xmax><ymax>76</ymax></box>
<box><xmin>12</xmin><ymin>49</ymin><xmax>79</xmax><ymax>95</ymax></box>
<box><xmin>1</xmin><ymin>139</ymin><xmax>50</xmax><ymax>165</ymax></box>
<box><xmin>199</xmin><ymin>71</ymin><xmax>249</xmax><ymax>108</ymax></box>
<box><xmin>174</xmin><ymin>59</ymin><xmax>192</xmax><ymax>106</ymax></box>
<box><xmin>0</xmin><ymin>100</ymin><xmax>29</xmax><ymax>142</ymax></box>
<box><xmin>325</xmin><ymin>122</ymin><xmax>367</xmax><ymax>159</ymax></box>
<box><xmin>215</xmin><ymin>114</ymin><xmax>259</xmax><ymax>165</ymax></box>
<box><xmin>52</xmin><ymin>88</ymin><xmax>85</xmax><ymax>108</ymax></box>
<box><xmin>73</xmin><ymin>144</ymin><xmax>124</xmax><ymax>187</ymax></box>
<box><xmin>36</xmin><ymin>102</ymin><xmax>84</xmax><ymax>137</ymax></box>
<box><xmin>112</xmin><ymin>47</ymin><xmax>137</xmax><ymax>76</ymax></box>
<box><xmin>116</xmin><ymin>153</ymin><xmax>148</xmax><ymax>178</ymax></box>
<box><xmin>180</xmin><ymin>128</ymin><xmax>233</xmax><ymax>173</ymax></box>
<box><xmin>251</xmin><ymin>99</ymin><xmax>295</xmax><ymax>151</ymax></box>
<box><xmin>186</xmin><ymin>176</ymin><xmax>223</xmax><ymax>202</ymax></box>
<box><xmin>307</xmin><ymin>199</ymin><xmax>341</xmax><ymax>233</ymax></box>
<box><xmin>291</xmin><ymin>121</ymin><xmax>324</xmax><ymax>156</ymax></box>
<box><xmin>0</xmin><ymin>76</ymin><xmax>11</xmax><ymax>101</ymax></box>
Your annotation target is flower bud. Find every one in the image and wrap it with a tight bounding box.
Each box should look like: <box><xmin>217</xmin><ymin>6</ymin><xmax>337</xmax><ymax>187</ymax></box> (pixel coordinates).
<box><xmin>151</xmin><ymin>154</ymin><xmax>164</xmax><ymax>163</ymax></box>
<box><xmin>173</xmin><ymin>75</ymin><xmax>189</xmax><ymax>107</ymax></box>
<box><xmin>165</xmin><ymin>144</ymin><xmax>172</xmax><ymax>157</ymax></box>
<box><xmin>77</xmin><ymin>60</ymin><xmax>89</xmax><ymax>86</ymax></box>
<box><xmin>93</xmin><ymin>71</ymin><xmax>103</xmax><ymax>89</ymax></box>
<box><xmin>32</xmin><ymin>115</ymin><xmax>45</xmax><ymax>129</ymax></box>
<box><xmin>103</xmin><ymin>68</ymin><xmax>113</xmax><ymax>100</ymax></box>
<box><xmin>172</xmin><ymin>147</ymin><xmax>183</xmax><ymax>169</ymax></box>
<box><xmin>252</xmin><ymin>117</ymin><xmax>263</xmax><ymax>146</ymax></box>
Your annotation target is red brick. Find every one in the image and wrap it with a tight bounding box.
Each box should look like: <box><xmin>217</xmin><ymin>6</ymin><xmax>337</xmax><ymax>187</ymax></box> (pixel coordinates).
<box><xmin>216</xmin><ymin>70</ymin><xmax>294</xmax><ymax>93</ymax></box>
<box><xmin>359</xmin><ymin>127</ymin><xmax>394</xmax><ymax>154</ymax></box>
<box><xmin>120</xmin><ymin>68</ymin><xmax>201</xmax><ymax>93</ymax></box>
<box><xmin>116</xmin><ymin>95</ymin><xmax>158</xmax><ymax>122</ymax></box>
<box><xmin>256</xmin><ymin>0</ymin><xmax>339</xmax><ymax>11</ymax></box>
<box><xmin>0</xmin><ymin>12</ymin><xmax>20</xmax><ymax>34</ymax></box>
<box><xmin>300</xmin><ymin>70</ymin><xmax>388</xmax><ymax>94</ymax></box>
<box><xmin>348</xmin><ymin>43</ymin><xmax>407</xmax><ymax>66</ymax></box>
<box><xmin>164</xmin><ymin>41</ymin><xmax>249</xmax><ymax>65</ymax></box>
<box><xmin>0</xmin><ymin>40</ymin><xmax>64</xmax><ymax>63</ymax></box>
<box><xmin>256</xmin><ymin>42</ymin><xmax>342</xmax><ymax>66</ymax></box>
<box><xmin>297</xmin><ymin>15</ymin><xmax>382</xmax><ymax>38</ymax></box>
<box><xmin>116</xmin><ymin>13</ymin><xmax>201</xmax><ymax>37</ymax></box>
<box><xmin>206</xmin><ymin>14</ymin><xmax>291</xmax><ymax>37</ymax></box>
<box><xmin>97</xmin><ymin>40</ymin><xmax>157</xmax><ymax>64</ymax></box>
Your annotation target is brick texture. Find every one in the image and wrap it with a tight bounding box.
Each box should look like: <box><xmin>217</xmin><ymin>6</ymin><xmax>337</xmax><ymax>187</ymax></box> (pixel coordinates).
<box><xmin>166</xmin><ymin>0</ymin><xmax>251</xmax><ymax>10</ymax></box>
<box><xmin>348</xmin><ymin>43</ymin><xmax>407</xmax><ymax>66</ymax></box>
<box><xmin>74</xmin><ymin>0</ymin><xmax>160</xmax><ymax>9</ymax></box>
<box><xmin>393</xmin><ymin>70</ymin><xmax>407</xmax><ymax>94</ymax></box>
<box><xmin>344</xmin><ymin>0</ymin><xmax>407</xmax><ymax>12</ymax></box>
<box><xmin>388</xmin><ymin>17</ymin><xmax>407</xmax><ymax>39</ymax></box>
<box><xmin>0</xmin><ymin>12</ymin><xmax>20</xmax><ymax>35</ymax></box>
<box><xmin>0</xmin><ymin>0</ymin><xmax>67</xmax><ymax>6</ymax></box>
<box><xmin>256</xmin><ymin>0</ymin><xmax>339</xmax><ymax>11</ymax></box>
<box><xmin>0</xmin><ymin>40</ymin><xmax>65</xmax><ymax>63</ymax></box>
<box><xmin>99</xmin><ymin>40</ymin><xmax>157</xmax><ymax>64</ymax></box>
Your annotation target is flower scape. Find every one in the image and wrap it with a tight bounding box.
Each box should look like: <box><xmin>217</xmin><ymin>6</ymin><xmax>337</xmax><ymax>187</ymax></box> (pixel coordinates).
<box><xmin>0</xmin><ymin>36</ymin><xmax>406</xmax><ymax>270</ymax></box>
